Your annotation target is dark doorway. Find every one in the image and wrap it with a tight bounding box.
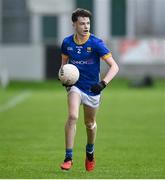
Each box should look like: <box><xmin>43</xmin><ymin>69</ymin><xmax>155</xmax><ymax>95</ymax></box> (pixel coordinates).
<box><xmin>45</xmin><ymin>45</ymin><xmax>61</xmax><ymax>79</ymax></box>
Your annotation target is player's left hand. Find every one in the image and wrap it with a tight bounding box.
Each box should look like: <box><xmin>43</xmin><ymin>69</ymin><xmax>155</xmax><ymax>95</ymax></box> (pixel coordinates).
<box><xmin>90</xmin><ymin>80</ymin><xmax>107</xmax><ymax>94</ymax></box>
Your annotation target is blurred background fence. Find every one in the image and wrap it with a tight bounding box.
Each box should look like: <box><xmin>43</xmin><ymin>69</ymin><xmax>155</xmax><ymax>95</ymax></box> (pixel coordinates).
<box><xmin>0</xmin><ymin>0</ymin><xmax>165</xmax><ymax>83</ymax></box>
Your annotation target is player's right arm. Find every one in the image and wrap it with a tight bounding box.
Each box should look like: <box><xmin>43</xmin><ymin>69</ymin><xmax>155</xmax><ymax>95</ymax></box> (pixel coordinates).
<box><xmin>61</xmin><ymin>38</ymin><xmax>69</xmax><ymax>67</ymax></box>
<box><xmin>61</xmin><ymin>54</ymin><xmax>69</xmax><ymax>67</ymax></box>
<box><xmin>59</xmin><ymin>54</ymin><xmax>69</xmax><ymax>80</ymax></box>
<box><xmin>59</xmin><ymin>39</ymin><xmax>69</xmax><ymax>83</ymax></box>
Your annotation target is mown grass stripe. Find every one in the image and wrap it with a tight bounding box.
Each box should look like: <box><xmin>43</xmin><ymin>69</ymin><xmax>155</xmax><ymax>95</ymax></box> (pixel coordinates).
<box><xmin>0</xmin><ymin>91</ymin><xmax>31</xmax><ymax>113</ymax></box>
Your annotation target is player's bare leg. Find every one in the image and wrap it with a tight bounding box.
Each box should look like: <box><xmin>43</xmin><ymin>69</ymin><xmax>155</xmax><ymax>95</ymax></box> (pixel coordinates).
<box><xmin>60</xmin><ymin>91</ymin><xmax>81</xmax><ymax>170</ymax></box>
<box><xmin>83</xmin><ymin>104</ymin><xmax>98</xmax><ymax>171</ymax></box>
<box><xmin>65</xmin><ymin>91</ymin><xmax>81</xmax><ymax>148</ymax></box>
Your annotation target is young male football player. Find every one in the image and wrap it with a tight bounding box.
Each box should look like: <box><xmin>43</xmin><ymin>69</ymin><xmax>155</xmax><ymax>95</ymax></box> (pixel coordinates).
<box><xmin>59</xmin><ymin>8</ymin><xmax>119</xmax><ymax>171</ymax></box>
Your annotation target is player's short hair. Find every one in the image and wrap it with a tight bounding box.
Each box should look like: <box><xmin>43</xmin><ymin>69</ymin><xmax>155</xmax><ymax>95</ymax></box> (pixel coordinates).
<box><xmin>72</xmin><ymin>8</ymin><xmax>92</xmax><ymax>22</ymax></box>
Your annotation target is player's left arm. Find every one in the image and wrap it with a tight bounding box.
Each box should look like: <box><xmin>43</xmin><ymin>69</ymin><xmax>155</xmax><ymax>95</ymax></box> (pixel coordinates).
<box><xmin>91</xmin><ymin>54</ymin><xmax>119</xmax><ymax>94</ymax></box>
<box><xmin>102</xmin><ymin>54</ymin><xmax>119</xmax><ymax>84</ymax></box>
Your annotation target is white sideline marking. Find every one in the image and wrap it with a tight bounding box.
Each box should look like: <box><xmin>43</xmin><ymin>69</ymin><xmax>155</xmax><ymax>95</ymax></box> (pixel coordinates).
<box><xmin>0</xmin><ymin>91</ymin><xmax>31</xmax><ymax>113</ymax></box>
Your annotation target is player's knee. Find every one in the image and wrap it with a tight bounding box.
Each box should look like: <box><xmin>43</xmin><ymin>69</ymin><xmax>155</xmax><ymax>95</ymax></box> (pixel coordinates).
<box><xmin>85</xmin><ymin>121</ymin><xmax>97</xmax><ymax>130</ymax></box>
<box><xmin>67</xmin><ymin>114</ymin><xmax>78</xmax><ymax>126</ymax></box>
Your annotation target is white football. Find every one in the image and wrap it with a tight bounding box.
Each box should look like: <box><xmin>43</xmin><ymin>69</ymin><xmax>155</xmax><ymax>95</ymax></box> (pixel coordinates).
<box><xmin>58</xmin><ymin>64</ymin><xmax>80</xmax><ymax>85</ymax></box>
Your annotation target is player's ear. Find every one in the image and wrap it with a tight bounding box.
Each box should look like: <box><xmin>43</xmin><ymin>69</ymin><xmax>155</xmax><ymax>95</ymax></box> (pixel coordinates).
<box><xmin>72</xmin><ymin>22</ymin><xmax>77</xmax><ymax>31</ymax></box>
<box><xmin>72</xmin><ymin>22</ymin><xmax>76</xmax><ymax>28</ymax></box>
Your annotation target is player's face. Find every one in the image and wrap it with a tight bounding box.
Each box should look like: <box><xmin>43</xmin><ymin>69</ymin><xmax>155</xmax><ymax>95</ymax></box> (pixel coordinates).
<box><xmin>73</xmin><ymin>17</ymin><xmax>90</xmax><ymax>37</ymax></box>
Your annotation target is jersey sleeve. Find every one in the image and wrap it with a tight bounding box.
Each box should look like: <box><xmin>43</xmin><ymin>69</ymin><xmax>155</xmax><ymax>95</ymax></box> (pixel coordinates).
<box><xmin>95</xmin><ymin>39</ymin><xmax>112</xmax><ymax>60</ymax></box>
<box><xmin>61</xmin><ymin>39</ymin><xmax>69</xmax><ymax>56</ymax></box>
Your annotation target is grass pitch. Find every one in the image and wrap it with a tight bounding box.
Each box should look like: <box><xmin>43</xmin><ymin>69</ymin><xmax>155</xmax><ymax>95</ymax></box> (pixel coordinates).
<box><xmin>0</xmin><ymin>79</ymin><xmax>165</xmax><ymax>178</ymax></box>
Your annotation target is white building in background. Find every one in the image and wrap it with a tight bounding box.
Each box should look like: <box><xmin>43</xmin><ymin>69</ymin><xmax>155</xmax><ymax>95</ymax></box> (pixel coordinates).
<box><xmin>0</xmin><ymin>0</ymin><xmax>165</xmax><ymax>81</ymax></box>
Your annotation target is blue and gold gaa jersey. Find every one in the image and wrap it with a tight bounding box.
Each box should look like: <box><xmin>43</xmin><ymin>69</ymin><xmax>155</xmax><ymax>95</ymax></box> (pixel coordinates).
<box><xmin>61</xmin><ymin>33</ymin><xmax>112</xmax><ymax>96</ymax></box>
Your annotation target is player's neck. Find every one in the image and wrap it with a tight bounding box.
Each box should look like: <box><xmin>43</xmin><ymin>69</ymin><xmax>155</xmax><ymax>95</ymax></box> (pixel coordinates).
<box><xmin>74</xmin><ymin>33</ymin><xmax>90</xmax><ymax>45</ymax></box>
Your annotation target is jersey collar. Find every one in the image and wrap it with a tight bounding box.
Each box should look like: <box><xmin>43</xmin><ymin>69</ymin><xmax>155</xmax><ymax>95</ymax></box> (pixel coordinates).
<box><xmin>73</xmin><ymin>33</ymin><xmax>90</xmax><ymax>45</ymax></box>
